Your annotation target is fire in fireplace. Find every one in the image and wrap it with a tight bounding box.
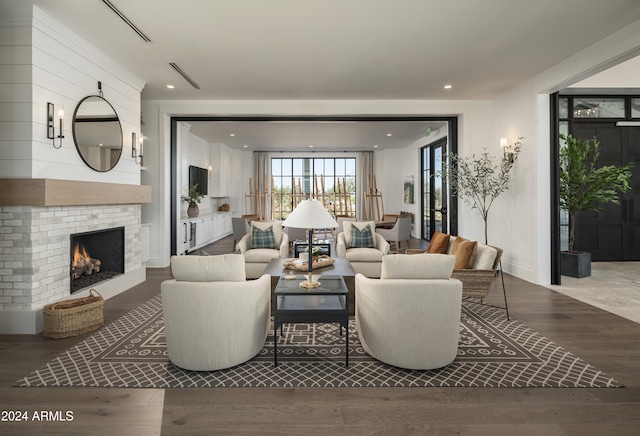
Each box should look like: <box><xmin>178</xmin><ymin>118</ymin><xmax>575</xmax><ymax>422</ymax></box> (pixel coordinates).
<box><xmin>70</xmin><ymin>227</ymin><xmax>124</xmax><ymax>293</ymax></box>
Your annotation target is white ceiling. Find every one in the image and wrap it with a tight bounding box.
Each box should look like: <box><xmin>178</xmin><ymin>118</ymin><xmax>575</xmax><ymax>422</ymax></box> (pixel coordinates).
<box><xmin>22</xmin><ymin>0</ymin><xmax>640</xmax><ymax>150</ymax></box>
<box><xmin>187</xmin><ymin>120</ymin><xmax>448</xmax><ymax>151</ymax></box>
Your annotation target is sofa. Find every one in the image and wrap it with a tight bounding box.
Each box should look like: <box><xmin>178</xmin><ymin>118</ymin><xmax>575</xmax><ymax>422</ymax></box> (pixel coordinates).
<box><xmin>236</xmin><ymin>221</ymin><xmax>289</xmax><ymax>279</ymax></box>
<box><xmin>160</xmin><ymin>254</ymin><xmax>270</xmax><ymax>371</ymax></box>
<box><xmin>406</xmin><ymin>231</ymin><xmax>504</xmax><ymax>303</ymax></box>
<box><xmin>336</xmin><ymin>221</ymin><xmax>390</xmax><ymax>278</ymax></box>
<box><xmin>355</xmin><ymin>254</ymin><xmax>462</xmax><ymax>369</ymax></box>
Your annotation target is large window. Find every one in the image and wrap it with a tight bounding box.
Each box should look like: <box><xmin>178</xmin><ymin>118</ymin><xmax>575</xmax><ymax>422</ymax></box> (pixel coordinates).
<box><xmin>271</xmin><ymin>157</ymin><xmax>356</xmax><ymax>219</ymax></box>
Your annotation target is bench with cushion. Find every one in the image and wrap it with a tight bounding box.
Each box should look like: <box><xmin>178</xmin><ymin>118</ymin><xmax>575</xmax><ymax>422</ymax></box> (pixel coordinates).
<box><xmin>406</xmin><ymin>231</ymin><xmax>508</xmax><ymax>318</ymax></box>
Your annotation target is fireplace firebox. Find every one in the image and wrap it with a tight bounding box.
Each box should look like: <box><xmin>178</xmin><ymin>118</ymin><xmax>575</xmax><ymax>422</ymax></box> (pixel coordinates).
<box><xmin>70</xmin><ymin>227</ymin><xmax>125</xmax><ymax>293</ymax></box>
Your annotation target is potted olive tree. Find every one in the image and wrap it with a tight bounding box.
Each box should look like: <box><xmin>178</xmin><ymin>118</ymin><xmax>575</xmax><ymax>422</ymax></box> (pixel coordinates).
<box><xmin>181</xmin><ymin>184</ymin><xmax>205</xmax><ymax>218</ymax></box>
<box><xmin>559</xmin><ymin>134</ymin><xmax>633</xmax><ymax>277</ymax></box>
<box><xmin>439</xmin><ymin>138</ymin><xmax>522</xmax><ymax>244</ymax></box>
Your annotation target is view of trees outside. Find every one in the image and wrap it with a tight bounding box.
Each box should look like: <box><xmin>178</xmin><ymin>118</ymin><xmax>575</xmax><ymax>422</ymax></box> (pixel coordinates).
<box><xmin>271</xmin><ymin>158</ymin><xmax>356</xmax><ymax>220</ymax></box>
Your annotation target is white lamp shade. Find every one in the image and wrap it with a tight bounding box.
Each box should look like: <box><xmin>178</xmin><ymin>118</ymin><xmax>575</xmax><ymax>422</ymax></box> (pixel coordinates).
<box><xmin>282</xmin><ymin>199</ymin><xmax>338</xmax><ymax>229</ymax></box>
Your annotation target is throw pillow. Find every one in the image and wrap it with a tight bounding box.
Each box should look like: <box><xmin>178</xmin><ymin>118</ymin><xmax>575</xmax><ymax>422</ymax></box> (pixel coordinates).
<box><xmin>347</xmin><ymin>223</ymin><xmax>375</xmax><ymax>248</ymax></box>
<box><xmin>450</xmin><ymin>237</ymin><xmax>477</xmax><ymax>269</ymax></box>
<box><xmin>427</xmin><ymin>231</ymin><xmax>450</xmax><ymax>254</ymax></box>
<box><xmin>251</xmin><ymin>225</ymin><xmax>277</xmax><ymax>249</ymax></box>
<box><xmin>343</xmin><ymin>221</ymin><xmax>375</xmax><ymax>246</ymax></box>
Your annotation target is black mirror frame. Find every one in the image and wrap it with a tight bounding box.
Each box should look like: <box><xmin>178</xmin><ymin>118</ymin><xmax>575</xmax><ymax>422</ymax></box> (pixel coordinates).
<box><xmin>72</xmin><ymin>95</ymin><xmax>123</xmax><ymax>172</ymax></box>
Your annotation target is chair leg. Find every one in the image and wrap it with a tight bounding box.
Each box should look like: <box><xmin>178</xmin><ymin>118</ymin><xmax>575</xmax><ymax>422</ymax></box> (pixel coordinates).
<box><xmin>498</xmin><ymin>260</ymin><xmax>510</xmax><ymax>320</ymax></box>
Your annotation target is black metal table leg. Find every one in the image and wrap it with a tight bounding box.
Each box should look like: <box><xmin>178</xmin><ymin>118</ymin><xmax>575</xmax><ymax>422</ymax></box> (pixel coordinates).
<box><xmin>345</xmin><ymin>321</ymin><xmax>349</xmax><ymax>367</ymax></box>
<box><xmin>274</xmin><ymin>322</ymin><xmax>278</xmax><ymax>367</ymax></box>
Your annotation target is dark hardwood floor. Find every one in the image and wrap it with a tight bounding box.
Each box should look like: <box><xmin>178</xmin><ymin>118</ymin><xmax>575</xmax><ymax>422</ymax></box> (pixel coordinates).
<box><xmin>1</xmin><ymin>236</ymin><xmax>639</xmax><ymax>435</ymax></box>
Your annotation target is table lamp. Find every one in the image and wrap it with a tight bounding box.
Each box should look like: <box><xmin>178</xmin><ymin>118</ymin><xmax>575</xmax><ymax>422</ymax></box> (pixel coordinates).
<box><xmin>282</xmin><ymin>199</ymin><xmax>338</xmax><ymax>288</ymax></box>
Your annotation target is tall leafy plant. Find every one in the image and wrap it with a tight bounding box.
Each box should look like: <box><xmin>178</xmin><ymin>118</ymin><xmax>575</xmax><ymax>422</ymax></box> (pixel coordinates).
<box><xmin>559</xmin><ymin>134</ymin><xmax>633</xmax><ymax>252</ymax></box>
<box><xmin>439</xmin><ymin>138</ymin><xmax>522</xmax><ymax>244</ymax></box>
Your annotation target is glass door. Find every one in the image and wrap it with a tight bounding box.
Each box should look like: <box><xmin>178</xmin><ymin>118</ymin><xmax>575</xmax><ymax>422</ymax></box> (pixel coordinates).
<box><xmin>422</xmin><ymin>138</ymin><xmax>448</xmax><ymax>241</ymax></box>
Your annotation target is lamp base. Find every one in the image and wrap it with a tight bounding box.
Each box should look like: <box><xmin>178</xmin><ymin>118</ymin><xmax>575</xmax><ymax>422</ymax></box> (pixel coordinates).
<box><xmin>299</xmin><ymin>280</ymin><xmax>321</xmax><ymax>289</ymax></box>
<box><xmin>299</xmin><ymin>272</ymin><xmax>320</xmax><ymax>289</ymax></box>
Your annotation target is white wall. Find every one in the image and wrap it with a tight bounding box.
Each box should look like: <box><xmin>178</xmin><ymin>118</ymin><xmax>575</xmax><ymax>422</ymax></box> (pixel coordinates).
<box><xmin>0</xmin><ymin>9</ymin><xmax>33</xmax><ymax>175</ymax></box>
<box><xmin>489</xmin><ymin>18</ymin><xmax>640</xmax><ymax>285</ymax></box>
<box><xmin>0</xmin><ymin>6</ymin><xmax>145</xmax><ymax>183</ymax></box>
<box><xmin>376</xmin><ymin>125</ymin><xmax>448</xmax><ymax>238</ymax></box>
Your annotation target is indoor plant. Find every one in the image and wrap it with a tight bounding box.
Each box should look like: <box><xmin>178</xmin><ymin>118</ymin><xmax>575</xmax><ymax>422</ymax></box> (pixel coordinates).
<box><xmin>181</xmin><ymin>183</ymin><xmax>205</xmax><ymax>218</ymax></box>
<box><xmin>559</xmin><ymin>133</ymin><xmax>633</xmax><ymax>277</ymax></box>
<box><xmin>439</xmin><ymin>137</ymin><xmax>522</xmax><ymax>244</ymax></box>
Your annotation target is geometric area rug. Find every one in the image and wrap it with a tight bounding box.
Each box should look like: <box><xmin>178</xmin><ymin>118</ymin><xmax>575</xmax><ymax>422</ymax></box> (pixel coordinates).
<box><xmin>15</xmin><ymin>295</ymin><xmax>623</xmax><ymax>388</ymax></box>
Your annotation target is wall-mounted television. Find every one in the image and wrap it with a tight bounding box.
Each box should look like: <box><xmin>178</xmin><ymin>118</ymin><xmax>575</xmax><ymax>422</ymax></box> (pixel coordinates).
<box><xmin>189</xmin><ymin>165</ymin><xmax>208</xmax><ymax>196</ymax></box>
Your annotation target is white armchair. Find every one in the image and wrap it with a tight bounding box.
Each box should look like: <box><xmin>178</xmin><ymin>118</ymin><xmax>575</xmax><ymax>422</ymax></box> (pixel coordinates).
<box><xmin>336</xmin><ymin>221</ymin><xmax>390</xmax><ymax>278</ymax></box>
<box><xmin>355</xmin><ymin>254</ymin><xmax>462</xmax><ymax>370</ymax></box>
<box><xmin>161</xmin><ymin>254</ymin><xmax>270</xmax><ymax>371</ymax></box>
<box><xmin>236</xmin><ymin>221</ymin><xmax>289</xmax><ymax>279</ymax></box>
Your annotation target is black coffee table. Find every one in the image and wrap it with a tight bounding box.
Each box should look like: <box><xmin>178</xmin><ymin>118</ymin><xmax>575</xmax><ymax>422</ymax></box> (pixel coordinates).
<box><xmin>273</xmin><ymin>275</ymin><xmax>349</xmax><ymax>367</ymax></box>
<box><xmin>262</xmin><ymin>258</ymin><xmax>356</xmax><ymax>315</ymax></box>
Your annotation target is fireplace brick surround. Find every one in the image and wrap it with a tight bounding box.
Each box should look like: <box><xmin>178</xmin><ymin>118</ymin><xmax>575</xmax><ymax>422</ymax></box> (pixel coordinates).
<box><xmin>0</xmin><ymin>180</ymin><xmax>151</xmax><ymax>334</ymax></box>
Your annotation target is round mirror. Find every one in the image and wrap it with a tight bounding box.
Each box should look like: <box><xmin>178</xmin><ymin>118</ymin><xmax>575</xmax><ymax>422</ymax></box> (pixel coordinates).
<box><xmin>72</xmin><ymin>95</ymin><xmax>123</xmax><ymax>172</ymax></box>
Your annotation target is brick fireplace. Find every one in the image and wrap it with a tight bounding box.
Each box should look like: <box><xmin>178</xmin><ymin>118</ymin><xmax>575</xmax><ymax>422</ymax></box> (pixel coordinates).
<box><xmin>0</xmin><ymin>179</ymin><xmax>151</xmax><ymax>334</ymax></box>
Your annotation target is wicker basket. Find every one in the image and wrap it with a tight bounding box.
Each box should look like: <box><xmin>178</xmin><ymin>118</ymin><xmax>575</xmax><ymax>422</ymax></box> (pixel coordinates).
<box><xmin>43</xmin><ymin>289</ymin><xmax>104</xmax><ymax>339</ymax></box>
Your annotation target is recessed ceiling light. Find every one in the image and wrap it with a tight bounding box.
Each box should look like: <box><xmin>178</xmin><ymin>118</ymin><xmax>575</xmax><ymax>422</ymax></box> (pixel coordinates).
<box><xmin>386</xmin><ymin>133</ymin><xmax>392</xmax><ymax>137</ymax></box>
<box><xmin>309</xmin><ymin>145</ymin><xmax>314</xmax><ymax>148</ymax></box>
<box><xmin>166</xmin><ymin>85</ymin><xmax>175</xmax><ymax>89</ymax></box>
<box><xmin>374</xmin><ymin>145</ymin><xmax>379</xmax><ymax>148</ymax></box>
<box><xmin>444</xmin><ymin>84</ymin><xmax>453</xmax><ymax>89</ymax></box>
<box><xmin>230</xmin><ymin>133</ymin><xmax>235</xmax><ymax>137</ymax></box>
<box><xmin>243</xmin><ymin>145</ymin><xmax>248</xmax><ymax>148</ymax></box>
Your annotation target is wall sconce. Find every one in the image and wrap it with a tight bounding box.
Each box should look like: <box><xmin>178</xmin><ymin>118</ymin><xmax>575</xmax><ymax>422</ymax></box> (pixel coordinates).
<box><xmin>132</xmin><ymin>132</ymin><xmax>144</xmax><ymax>165</ymax></box>
<box><xmin>208</xmin><ymin>165</ymin><xmax>212</xmax><ymax>179</ymax></box>
<box><xmin>500</xmin><ymin>136</ymin><xmax>522</xmax><ymax>164</ymax></box>
<box><xmin>47</xmin><ymin>103</ymin><xmax>65</xmax><ymax>149</ymax></box>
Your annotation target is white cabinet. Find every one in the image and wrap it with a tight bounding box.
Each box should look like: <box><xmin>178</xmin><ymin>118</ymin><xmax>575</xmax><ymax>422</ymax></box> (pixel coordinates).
<box><xmin>209</xmin><ymin>143</ymin><xmax>231</xmax><ymax>197</ymax></box>
<box><xmin>200</xmin><ymin>216</ymin><xmax>215</xmax><ymax>246</ymax></box>
<box><xmin>223</xmin><ymin>212</ymin><xmax>232</xmax><ymax>234</ymax></box>
<box><xmin>179</xmin><ymin>220</ymin><xmax>190</xmax><ymax>254</ymax></box>
<box><xmin>213</xmin><ymin>214</ymin><xmax>223</xmax><ymax>238</ymax></box>
<box><xmin>180</xmin><ymin>213</ymin><xmax>234</xmax><ymax>254</ymax></box>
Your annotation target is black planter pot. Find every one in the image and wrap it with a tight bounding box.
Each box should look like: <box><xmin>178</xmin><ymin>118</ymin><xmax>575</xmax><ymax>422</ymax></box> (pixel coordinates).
<box><xmin>560</xmin><ymin>251</ymin><xmax>591</xmax><ymax>278</ymax></box>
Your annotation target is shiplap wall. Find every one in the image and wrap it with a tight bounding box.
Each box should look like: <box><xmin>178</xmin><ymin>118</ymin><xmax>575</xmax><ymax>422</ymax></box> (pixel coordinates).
<box><xmin>0</xmin><ymin>5</ymin><xmax>145</xmax><ymax>183</ymax></box>
<box><xmin>0</xmin><ymin>18</ymin><xmax>32</xmax><ymax>176</ymax></box>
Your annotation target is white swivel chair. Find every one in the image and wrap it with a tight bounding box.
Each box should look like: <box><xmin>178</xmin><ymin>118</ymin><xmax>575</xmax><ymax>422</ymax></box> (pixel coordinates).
<box><xmin>355</xmin><ymin>254</ymin><xmax>462</xmax><ymax>370</ymax></box>
<box><xmin>161</xmin><ymin>254</ymin><xmax>270</xmax><ymax>371</ymax></box>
